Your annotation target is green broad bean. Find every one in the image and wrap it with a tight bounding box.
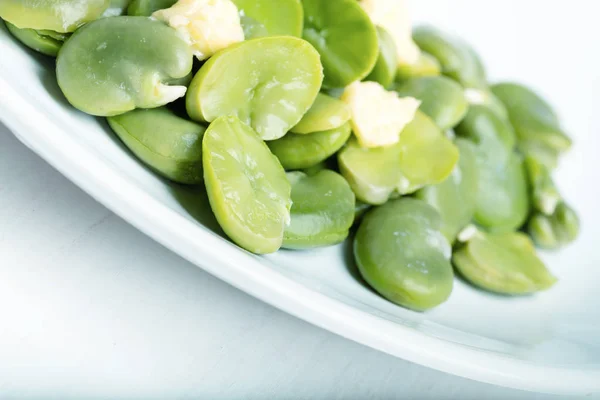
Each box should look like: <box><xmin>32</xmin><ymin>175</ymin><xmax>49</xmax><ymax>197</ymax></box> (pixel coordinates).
<box><xmin>302</xmin><ymin>0</ymin><xmax>378</xmax><ymax>88</ymax></box>
<box><xmin>477</xmin><ymin>153</ymin><xmax>530</xmax><ymax>233</ymax></box>
<box><xmin>455</xmin><ymin>105</ymin><xmax>516</xmax><ymax>165</ymax></box>
<box><xmin>268</xmin><ymin>123</ymin><xmax>351</xmax><ymax>170</ymax></box>
<box><xmin>529</xmin><ymin>205</ymin><xmax>580</xmax><ymax>249</ymax></box>
<box><xmin>456</xmin><ymin>106</ymin><xmax>529</xmax><ymax>232</ymax></box>
<box><xmin>396</xmin><ymin>112</ymin><xmax>459</xmax><ymax>188</ymax></box>
<box><xmin>0</xmin><ymin>0</ymin><xmax>110</xmax><ymax>33</ymax></box>
<box><xmin>127</xmin><ymin>0</ymin><xmax>177</xmax><ymax>16</ymax></box>
<box><xmin>413</xmin><ymin>26</ymin><xmax>487</xmax><ymax>89</ymax></box>
<box><xmin>203</xmin><ymin>116</ymin><xmax>291</xmax><ymax>254</ymax></box>
<box><xmin>186</xmin><ymin>37</ymin><xmax>323</xmax><ymax>141</ymax></box>
<box><xmin>5</xmin><ymin>22</ymin><xmax>68</xmax><ymax>57</ymax></box>
<box><xmin>453</xmin><ymin>230</ymin><xmax>557</xmax><ymax>295</ymax></box>
<box><xmin>395</xmin><ymin>76</ymin><xmax>469</xmax><ymax>131</ymax></box>
<box><xmin>528</xmin><ymin>202</ymin><xmax>579</xmax><ymax>250</ymax></box>
<box><xmin>525</xmin><ymin>156</ymin><xmax>561</xmax><ymax>215</ymax></box>
<box><xmin>232</xmin><ymin>0</ymin><xmax>303</xmax><ymax>38</ymax></box>
<box><xmin>56</xmin><ymin>17</ymin><xmax>193</xmax><ymax>117</ymax></box>
<box><xmin>492</xmin><ymin>82</ymin><xmax>560</xmax><ymax>131</ymax></box>
<box><xmin>365</xmin><ymin>26</ymin><xmax>399</xmax><ymax>88</ymax></box>
<box><xmin>283</xmin><ymin>171</ymin><xmax>355</xmax><ymax>249</ymax></box>
<box><xmin>463</xmin><ymin>88</ymin><xmax>509</xmax><ymax>121</ymax></box>
<box><xmin>492</xmin><ymin>83</ymin><xmax>572</xmax><ymax>168</ymax></box>
<box><xmin>396</xmin><ymin>52</ymin><xmax>441</xmax><ymax>81</ymax></box>
<box><xmin>291</xmin><ymin>93</ymin><xmax>351</xmax><ymax>135</ymax></box>
<box><xmin>338</xmin><ymin>111</ymin><xmax>459</xmax><ymax>205</ymax></box>
<box><xmin>339</xmin><ymin>137</ymin><xmax>403</xmax><ymax>205</ymax></box>
<box><xmin>107</xmin><ymin>107</ymin><xmax>205</xmax><ymax>184</ymax></box>
<box><xmin>416</xmin><ymin>139</ymin><xmax>479</xmax><ymax>243</ymax></box>
<box><xmin>354</xmin><ymin>198</ymin><xmax>454</xmax><ymax>311</ymax></box>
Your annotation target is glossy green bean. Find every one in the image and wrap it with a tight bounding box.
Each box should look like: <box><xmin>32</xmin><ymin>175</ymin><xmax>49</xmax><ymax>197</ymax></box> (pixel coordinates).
<box><xmin>107</xmin><ymin>107</ymin><xmax>206</xmax><ymax>184</ymax></box>
<box><xmin>395</xmin><ymin>76</ymin><xmax>468</xmax><ymax>131</ymax></box>
<box><xmin>416</xmin><ymin>139</ymin><xmax>479</xmax><ymax>242</ymax></box>
<box><xmin>453</xmin><ymin>230</ymin><xmax>557</xmax><ymax>295</ymax></box>
<box><xmin>203</xmin><ymin>116</ymin><xmax>291</xmax><ymax>254</ymax></box>
<box><xmin>0</xmin><ymin>0</ymin><xmax>110</xmax><ymax>33</ymax></box>
<box><xmin>365</xmin><ymin>26</ymin><xmax>398</xmax><ymax>88</ymax></box>
<box><xmin>57</xmin><ymin>16</ymin><xmax>194</xmax><ymax>116</ymax></box>
<box><xmin>291</xmin><ymin>93</ymin><xmax>351</xmax><ymax>135</ymax></box>
<box><xmin>413</xmin><ymin>26</ymin><xmax>487</xmax><ymax>89</ymax></box>
<box><xmin>268</xmin><ymin>123</ymin><xmax>352</xmax><ymax>170</ymax></box>
<box><xmin>302</xmin><ymin>0</ymin><xmax>378</xmax><ymax>88</ymax></box>
<box><xmin>528</xmin><ymin>202</ymin><xmax>579</xmax><ymax>250</ymax></box>
<box><xmin>354</xmin><ymin>198</ymin><xmax>454</xmax><ymax>311</ymax></box>
<box><xmin>456</xmin><ymin>106</ymin><xmax>529</xmax><ymax>232</ymax></box>
<box><xmin>492</xmin><ymin>83</ymin><xmax>572</xmax><ymax>169</ymax></box>
<box><xmin>283</xmin><ymin>170</ymin><xmax>355</xmax><ymax>249</ymax></box>
<box><xmin>5</xmin><ymin>22</ymin><xmax>68</xmax><ymax>57</ymax></box>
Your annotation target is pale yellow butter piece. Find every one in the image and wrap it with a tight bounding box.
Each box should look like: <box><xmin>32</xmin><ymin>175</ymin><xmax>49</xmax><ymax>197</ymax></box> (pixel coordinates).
<box><xmin>360</xmin><ymin>0</ymin><xmax>421</xmax><ymax>66</ymax></box>
<box><xmin>153</xmin><ymin>0</ymin><xmax>244</xmax><ymax>61</ymax></box>
<box><xmin>342</xmin><ymin>81</ymin><xmax>421</xmax><ymax>148</ymax></box>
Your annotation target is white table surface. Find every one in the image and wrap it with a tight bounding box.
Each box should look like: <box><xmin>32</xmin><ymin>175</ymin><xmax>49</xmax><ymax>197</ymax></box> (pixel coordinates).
<box><xmin>0</xmin><ymin>122</ymin><xmax>590</xmax><ymax>400</ymax></box>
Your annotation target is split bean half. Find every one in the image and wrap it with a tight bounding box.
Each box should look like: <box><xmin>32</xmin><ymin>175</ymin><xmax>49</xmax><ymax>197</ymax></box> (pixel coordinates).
<box><xmin>186</xmin><ymin>36</ymin><xmax>323</xmax><ymax>141</ymax></box>
<box><xmin>453</xmin><ymin>230</ymin><xmax>557</xmax><ymax>295</ymax></box>
<box><xmin>203</xmin><ymin>116</ymin><xmax>292</xmax><ymax>254</ymax></box>
<box><xmin>339</xmin><ymin>111</ymin><xmax>458</xmax><ymax>205</ymax></box>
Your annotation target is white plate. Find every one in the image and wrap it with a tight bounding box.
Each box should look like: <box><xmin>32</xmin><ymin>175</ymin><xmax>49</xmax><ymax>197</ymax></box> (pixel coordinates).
<box><xmin>1</xmin><ymin>1</ymin><xmax>599</xmax><ymax>395</ymax></box>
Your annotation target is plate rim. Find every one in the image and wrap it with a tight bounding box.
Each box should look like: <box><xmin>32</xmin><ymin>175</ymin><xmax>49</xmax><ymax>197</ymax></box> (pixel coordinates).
<box><xmin>1</xmin><ymin>54</ymin><xmax>599</xmax><ymax>396</ymax></box>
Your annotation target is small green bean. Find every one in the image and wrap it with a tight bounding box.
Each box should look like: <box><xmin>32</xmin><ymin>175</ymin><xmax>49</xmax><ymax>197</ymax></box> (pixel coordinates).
<box><xmin>395</xmin><ymin>76</ymin><xmax>468</xmax><ymax>131</ymax></box>
<box><xmin>268</xmin><ymin>123</ymin><xmax>352</xmax><ymax>170</ymax></box>
<box><xmin>528</xmin><ymin>203</ymin><xmax>580</xmax><ymax>250</ymax></box>
<box><xmin>413</xmin><ymin>26</ymin><xmax>487</xmax><ymax>89</ymax></box>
